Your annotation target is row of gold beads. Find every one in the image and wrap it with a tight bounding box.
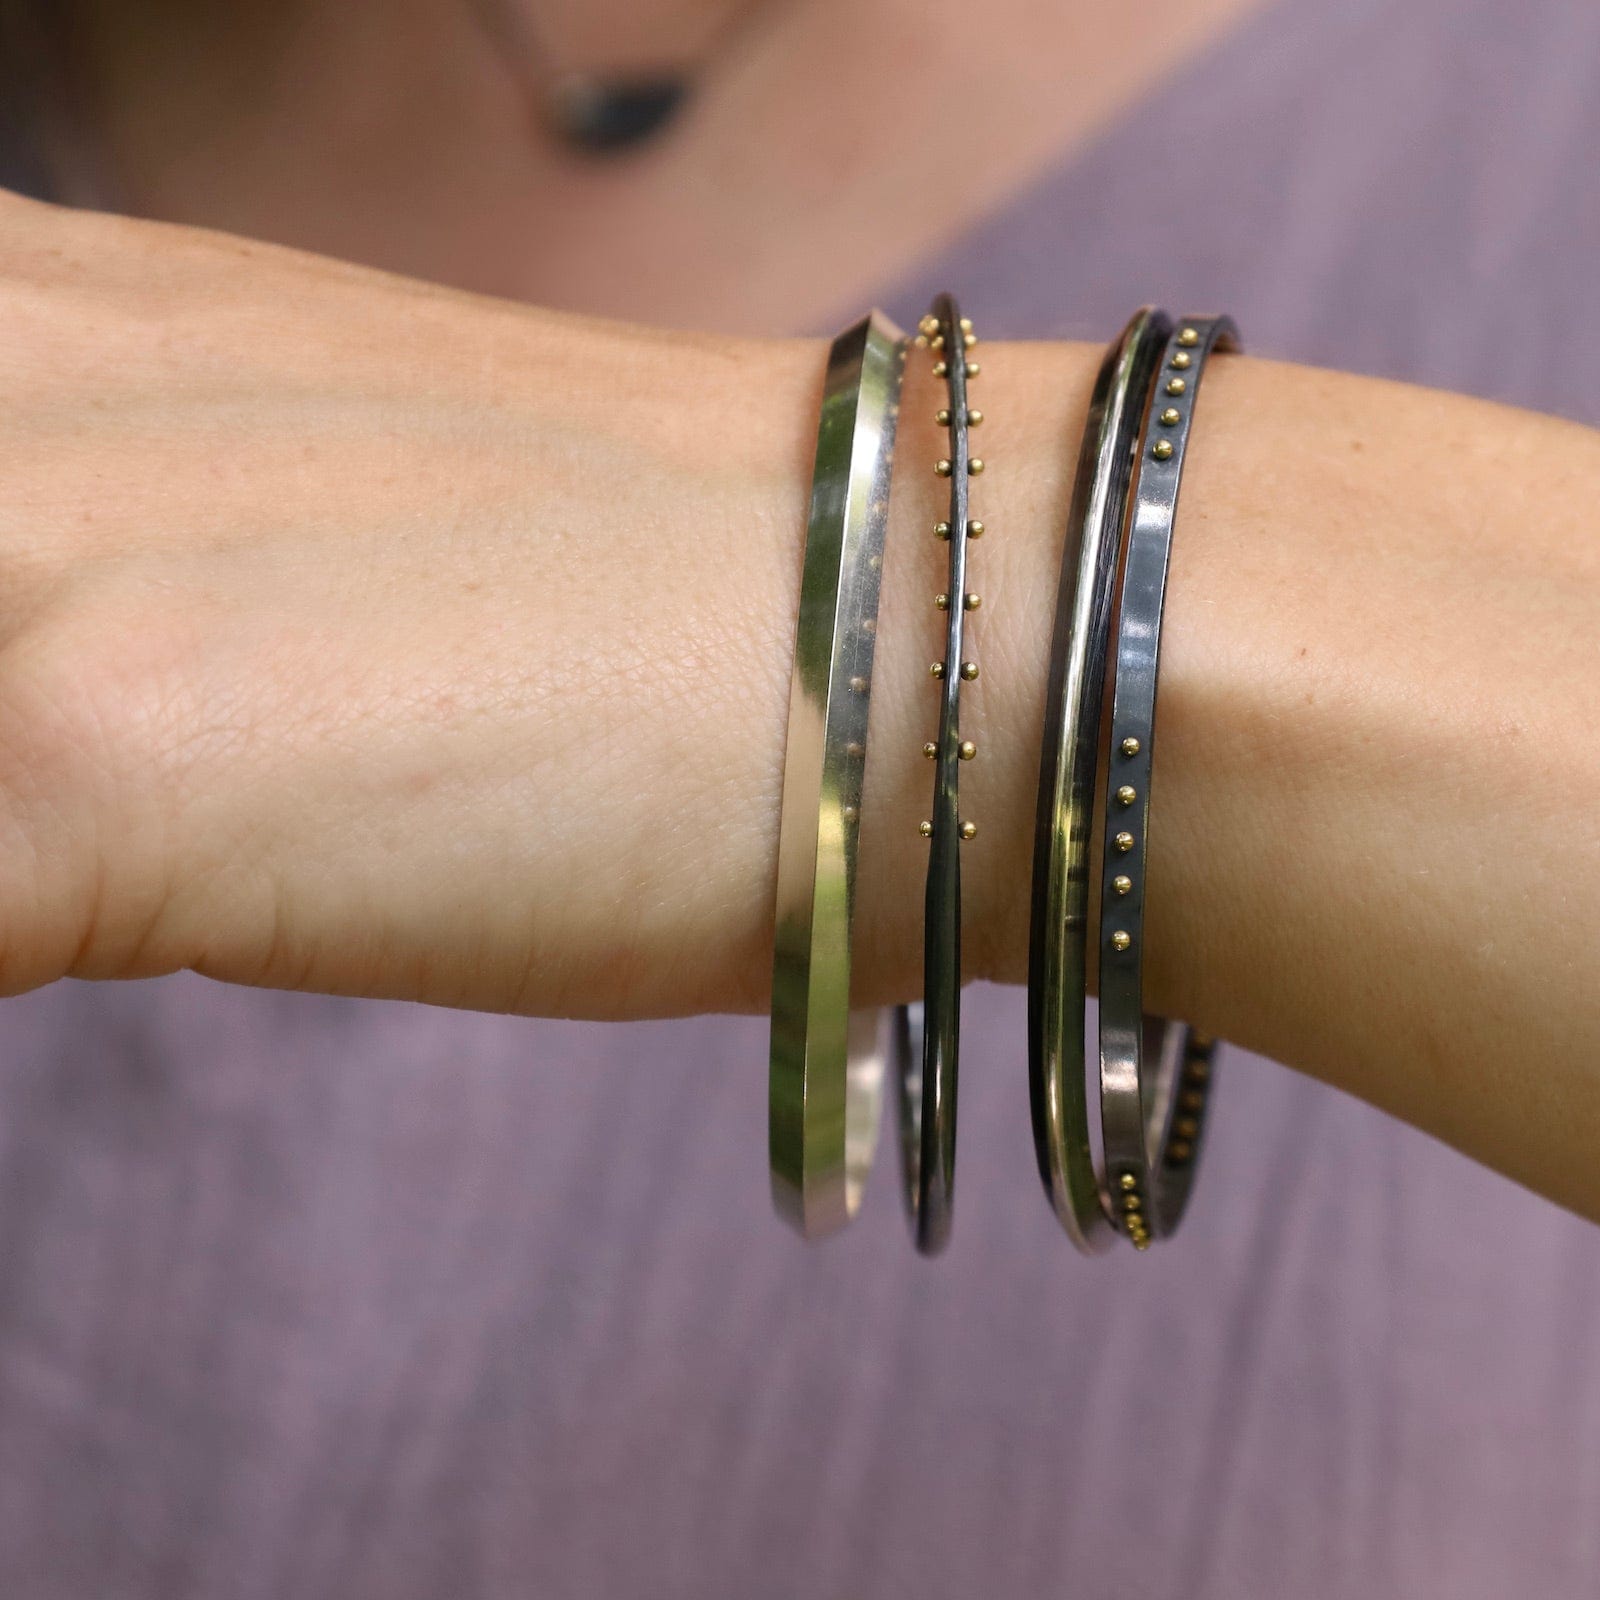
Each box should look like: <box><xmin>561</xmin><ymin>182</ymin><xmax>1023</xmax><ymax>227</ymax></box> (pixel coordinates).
<box><xmin>1116</xmin><ymin>1171</ymin><xmax>1151</xmax><ymax>1251</ymax></box>
<box><xmin>1166</xmin><ymin>1037</ymin><xmax>1212</xmax><ymax>1169</ymax></box>
<box><xmin>1115</xmin><ymin>325</ymin><xmax>1206</xmax><ymax>1252</ymax></box>
<box><xmin>915</xmin><ymin>309</ymin><xmax>982</xmax><ymax>841</ymax></box>
<box><xmin>1116</xmin><ymin>1038</ymin><xmax>1212</xmax><ymax>1252</ymax></box>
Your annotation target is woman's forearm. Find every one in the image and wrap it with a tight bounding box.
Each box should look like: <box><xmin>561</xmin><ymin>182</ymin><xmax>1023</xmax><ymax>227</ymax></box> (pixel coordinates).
<box><xmin>2</xmin><ymin>193</ymin><xmax>1596</xmax><ymax>1215</ymax></box>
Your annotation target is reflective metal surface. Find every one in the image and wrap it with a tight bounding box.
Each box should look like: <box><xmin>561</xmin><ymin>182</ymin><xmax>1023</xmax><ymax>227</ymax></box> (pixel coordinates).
<box><xmin>1097</xmin><ymin>315</ymin><xmax>1238</xmax><ymax>1242</ymax></box>
<box><xmin>896</xmin><ymin>293</ymin><xmax>978</xmax><ymax>1256</ymax></box>
<box><xmin>770</xmin><ymin>312</ymin><xmax>906</xmax><ymax>1238</ymax></box>
<box><xmin>1027</xmin><ymin>308</ymin><xmax>1169</xmax><ymax>1253</ymax></box>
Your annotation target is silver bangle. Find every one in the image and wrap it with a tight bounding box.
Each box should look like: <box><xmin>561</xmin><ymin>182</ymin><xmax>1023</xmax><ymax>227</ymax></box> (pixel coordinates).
<box><xmin>1027</xmin><ymin>307</ymin><xmax>1170</xmax><ymax>1254</ymax></box>
<box><xmin>1097</xmin><ymin>315</ymin><xmax>1237</xmax><ymax>1248</ymax></box>
<box><xmin>769</xmin><ymin>311</ymin><xmax>906</xmax><ymax>1238</ymax></box>
<box><xmin>894</xmin><ymin>294</ymin><xmax>985</xmax><ymax>1255</ymax></box>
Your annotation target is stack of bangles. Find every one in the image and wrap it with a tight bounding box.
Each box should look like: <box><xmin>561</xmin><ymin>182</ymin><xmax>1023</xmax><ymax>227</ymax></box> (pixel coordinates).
<box><xmin>769</xmin><ymin>301</ymin><xmax>1237</xmax><ymax>1256</ymax></box>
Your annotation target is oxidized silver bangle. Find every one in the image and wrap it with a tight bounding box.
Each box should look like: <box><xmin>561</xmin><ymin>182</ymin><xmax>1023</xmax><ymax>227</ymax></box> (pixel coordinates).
<box><xmin>1028</xmin><ymin>307</ymin><xmax>1169</xmax><ymax>1254</ymax></box>
<box><xmin>893</xmin><ymin>293</ymin><xmax>984</xmax><ymax>1256</ymax></box>
<box><xmin>1097</xmin><ymin>315</ymin><xmax>1238</xmax><ymax>1248</ymax></box>
<box><xmin>769</xmin><ymin>311</ymin><xmax>906</xmax><ymax>1239</ymax></box>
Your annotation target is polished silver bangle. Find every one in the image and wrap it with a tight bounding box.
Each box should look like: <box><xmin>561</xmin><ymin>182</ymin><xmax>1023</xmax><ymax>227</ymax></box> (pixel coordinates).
<box><xmin>1027</xmin><ymin>307</ymin><xmax>1169</xmax><ymax>1254</ymax></box>
<box><xmin>1097</xmin><ymin>315</ymin><xmax>1238</xmax><ymax>1248</ymax></box>
<box><xmin>769</xmin><ymin>311</ymin><xmax>906</xmax><ymax>1239</ymax></box>
<box><xmin>892</xmin><ymin>294</ymin><xmax>986</xmax><ymax>1256</ymax></box>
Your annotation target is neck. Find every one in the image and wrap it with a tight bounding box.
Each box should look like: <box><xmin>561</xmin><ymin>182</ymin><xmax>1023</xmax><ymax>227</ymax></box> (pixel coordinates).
<box><xmin>27</xmin><ymin>0</ymin><xmax>1266</xmax><ymax>332</ymax></box>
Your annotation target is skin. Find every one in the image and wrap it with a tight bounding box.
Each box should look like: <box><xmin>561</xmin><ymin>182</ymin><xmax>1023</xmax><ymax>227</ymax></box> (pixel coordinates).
<box><xmin>0</xmin><ymin>192</ymin><xmax>1597</xmax><ymax>1225</ymax></box>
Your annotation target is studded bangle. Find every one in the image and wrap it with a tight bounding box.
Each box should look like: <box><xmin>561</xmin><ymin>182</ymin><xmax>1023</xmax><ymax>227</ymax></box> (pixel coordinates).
<box><xmin>892</xmin><ymin>292</ymin><xmax>984</xmax><ymax>1256</ymax></box>
<box><xmin>1027</xmin><ymin>307</ymin><xmax>1170</xmax><ymax>1254</ymax></box>
<box><xmin>1096</xmin><ymin>315</ymin><xmax>1236</xmax><ymax>1247</ymax></box>
<box><xmin>769</xmin><ymin>311</ymin><xmax>906</xmax><ymax>1239</ymax></box>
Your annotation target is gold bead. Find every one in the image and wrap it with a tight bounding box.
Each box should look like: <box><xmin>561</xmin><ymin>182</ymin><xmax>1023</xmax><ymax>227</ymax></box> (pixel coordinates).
<box><xmin>1110</xmin><ymin>929</ymin><xmax>1132</xmax><ymax>952</ymax></box>
<box><xmin>1171</xmin><ymin>350</ymin><xmax>1192</xmax><ymax>369</ymax></box>
<box><xmin>849</xmin><ymin>675</ymin><xmax>867</xmax><ymax>694</ymax></box>
<box><xmin>967</xmin><ymin>409</ymin><xmax>982</xmax><ymax>426</ymax></box>
<box><xmin>959</xmin><ymin>317</ymin><xmax>973</xmax><ymax>333</ymax></box>
<box><xmin>1166</xmin><ymin>377</ymin><xmax>1187</xmax><ymax>396</ymax></box>
<box><xmin>1152</xmin><ymin>439</ymin><xmax>1174</xmax><ymax>460</ymax></box>
<box><xmin>1178</xmin><ymin>327</ymin><xmax>1199</xmax><ymax>346</ymax></box>
<box><xmin>1112</xmin><ymin>874</ymin><xmax>1132</xmax><ymax>896</ymax></box>
<box><xmin>936</xmin><ymin>407</ymin><xmax>951</xmax><ymax>426</ymax></box>
<box><xmin>923</xmin><ymin>742</ymin><xmax>938</xmax><ymax>759</ymax></box>
<box><xmin>1114</xmin><ymin>831</ymin><xmax>1135</xmax><ymax>853</ymax></box>
<box><xmin>918</xmin><ymin>314</ymin><xmax>940</xmax><ymax>337</ymax></box>
<box><xmin>1122</xmin><ymin>1194</ymin><xmax>1142</xmax><ymax>1213</ymax></box>
<box><xmin>967</xmin><ymin>458</ymin><xmax>984</xmax><ymax>475</ymax></box>
<box><xmin>1120</xmin><ymin>735</ymin><xmax>1141</xmax><ymax>758</ymax></box>
<box><xmin>967</xmin><ymin>519</ymin><xmax>984</xmax><ymax>537</ymax></box>
<box><xmin>846</xmin><ymin>741</ymin><xmax>864</xmax><ymax>758</ymax></box>
<box><xmin>963</xmin><ymin>593</ymin><xmax>981</xmax><ymax>611</ymax></box>
<box><xmin>1132</xmin><ymin>1234</ymin><xmax>1151</xmax><ymax>1251</ymax></box>
<box><xmin>1181</xmin><ymin>1089</ymin><xmax>1204</xmax><ymax>1111</ymax></box>
<box><xmin>934</xmin><ymin>520</ymin><xmax>951</xmax><ymax>539</ymax></box>
<box><xmin>935</xmin><ymin>458</ymin><xmax>952</xmax><ymax>477</ymax></box>
<box><xmin>1118</xmin><ymin>1173</ymin><xmax>1138</xmax><ymax>1192</ymax></box>
<box><xmin>1160</xmin><ymin>407</ymin><xmax>1181</xmax><ymax>426</ymax></box>
<box><xmin>965</xmin><ymin>361</ymin><xmax>980</xmax><ymax>378</ymax></box>
<box><xmin>935</xmin><ymin>593</ymin><xmax>951</xmax><ymax>610</ymax></box>
<box><xmin>1116</xmin><ymin>784</ymin><xmax>1137</xmax><ymax>806</ymax></box>
<box><xmin>958</xmin><ymin>740</ymin><xmax>976</xmax><ymax>761</ymax></box>
<box><xmin>1167</xmin><ymin>1139</ymin><xmax>1192</xmax><ymax>1163</ymax></box>
<box><xmin>1186</xmin><ymin>1058</ymin><xmax>1211</xmax><ymax>1084</ymax></box>
<box><xmin>929</xmin><ymin>333</ymin><xmax>945</xmax><ymax>351</ymax></box>
<box><xmin>960</xmin><ymin>661</ymin><xmax>979</xmax><ymax>681</ymax></box>
<box><xmin>841</xmin><ymin>804</ymin><xmax>857</xmax><ymax>823</ymax></box>
<box><xmin>932</xmin><ymin>360</ymin><xmax>948</xmax><ymax>377</ymax></box>
<box><xmin>959</xmin><ymin>820</ymin><xmax>978</xmax><ymax>841</ymax></box>
<box><xmin>930</xmin><ymin>661</ymin><xmax>946</xmax><ymax>679</ymax></box>
<box><xmin>1176</xmin><ymin>1116</ymin><xmax>1199</xmax><ymax>1140</ymax></box>
<box><xmin>962</xmin><ymin>332</ymin><xmax>977</xmax><ymax>350</ymax></box>
<box><xmin>919</xmin><ymin>819</ymin><xmax>934</xmax><ymax>838</ymax></box>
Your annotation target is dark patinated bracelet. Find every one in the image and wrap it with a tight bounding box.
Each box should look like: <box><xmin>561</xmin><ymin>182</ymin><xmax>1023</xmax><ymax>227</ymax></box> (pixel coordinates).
<box><xmin>1027</xmin><ymin>307</ymin><xmax>1169</xmax><ymax>1254</ymax></box>
<box><xmin>893</xmin><ymin>292</ymin><xmax>984</xmax><ymax>1256</ymax></box>
<box><xmin>1096</xmin><ymin>314</ymin><xmax>1237</xmax><ymax>1247</ymax></box>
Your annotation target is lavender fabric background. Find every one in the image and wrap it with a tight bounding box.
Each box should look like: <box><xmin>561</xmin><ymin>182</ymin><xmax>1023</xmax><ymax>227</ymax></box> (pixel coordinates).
<box><xmin>2</xmin><ymin>0</ymin><xmax>1599</xmax><ymax>1595</ymax></box>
